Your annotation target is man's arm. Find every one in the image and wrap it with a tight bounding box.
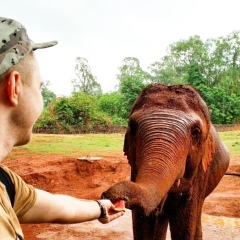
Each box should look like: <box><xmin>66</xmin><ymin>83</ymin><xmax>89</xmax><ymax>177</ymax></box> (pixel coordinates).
<box><xmin>18</xmin><ymin>189</ymin><xmax>123</xmax><ymax>224</ymax></box>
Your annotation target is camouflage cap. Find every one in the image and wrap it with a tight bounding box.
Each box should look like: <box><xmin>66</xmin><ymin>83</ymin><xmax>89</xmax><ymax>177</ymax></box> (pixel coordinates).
<box><xmin>0</xmin><ymin>17</ymin><xmax>58</xmax><ymax>75</ymax></box>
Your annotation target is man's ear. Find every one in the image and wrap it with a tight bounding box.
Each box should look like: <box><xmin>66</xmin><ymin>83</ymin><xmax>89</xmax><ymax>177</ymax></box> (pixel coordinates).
<box><xmin>7</xmin><ymin>71</ymin><xmax>22</xmax><ymax>106</ymax></box>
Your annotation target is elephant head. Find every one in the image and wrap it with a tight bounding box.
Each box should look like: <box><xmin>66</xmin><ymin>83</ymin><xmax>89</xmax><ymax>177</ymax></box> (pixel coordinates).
<box><xmin>102</xmin><ymin>84</ymin><xmax>215</xmax><ymax>216</ymax></box>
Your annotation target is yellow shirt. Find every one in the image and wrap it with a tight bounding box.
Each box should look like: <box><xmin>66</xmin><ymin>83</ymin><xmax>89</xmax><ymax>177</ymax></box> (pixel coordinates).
<box><xmin>0</xmin><ymin>165</ymin><xmax>37</xmax><ymax>239</ymax></box>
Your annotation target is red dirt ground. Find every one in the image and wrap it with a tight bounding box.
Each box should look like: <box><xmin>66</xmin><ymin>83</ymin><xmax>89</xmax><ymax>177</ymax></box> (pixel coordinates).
<box><xmin>4</xmin><ymin>149</ymin><xmax>240</xmax><ymax>240</ymax></box>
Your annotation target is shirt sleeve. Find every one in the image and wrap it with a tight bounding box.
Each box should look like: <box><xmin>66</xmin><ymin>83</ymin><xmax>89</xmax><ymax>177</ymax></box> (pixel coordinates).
<box><xmin>0</xmin><ymin>165</ymin><xmax>37</xmax><ymax>218</ymax></box>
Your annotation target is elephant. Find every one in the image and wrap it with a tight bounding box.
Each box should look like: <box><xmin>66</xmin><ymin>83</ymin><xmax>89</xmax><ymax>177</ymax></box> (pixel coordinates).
<box><xmin>102</xmin><ymin>84</ymin><xmax>230</xmax><ymax>240</ymax></box>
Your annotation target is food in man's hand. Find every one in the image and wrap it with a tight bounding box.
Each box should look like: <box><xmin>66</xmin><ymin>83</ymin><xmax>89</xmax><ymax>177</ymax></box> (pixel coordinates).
<box><xmin>113</xmin><ymin>200</ymin><xmax>125</xmax><ymax>212</ymax></box>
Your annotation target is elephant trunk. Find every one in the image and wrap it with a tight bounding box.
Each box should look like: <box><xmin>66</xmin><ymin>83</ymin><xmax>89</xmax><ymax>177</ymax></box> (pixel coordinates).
<box><xmin>103</xmin><ymin>112</ymin><xmax>192</xmax><ymax>216</ymax></box>
<box><xmin>102</xmin><ymin>179</ymin><xmax>167</xmax><ymax>215</ymax></box>
<box><xmin>103</xmin><ymin>144</ymin><xmax>189</xmax><ymax>215</ymax></box>
<box><xmin>102</xmin><ymin>155</ymin><xmax>185</xmax><ymax>215</ymax></box>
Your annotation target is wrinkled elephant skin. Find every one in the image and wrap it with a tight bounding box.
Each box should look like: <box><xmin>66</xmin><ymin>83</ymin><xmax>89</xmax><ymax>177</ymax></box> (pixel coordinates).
<box><xmin>102</xmin><ymin>84</ymin><xmax>230</xmax><ymax>240</ymax></box>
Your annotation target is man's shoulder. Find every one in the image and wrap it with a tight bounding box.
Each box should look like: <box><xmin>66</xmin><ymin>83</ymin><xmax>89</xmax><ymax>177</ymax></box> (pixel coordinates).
<box><xmin>0</xmin><ymin>164</ymin><xmax>13</xmax><ymax>174</ymax></box>
<box><xmin>0</xmin><ymin>165</ymin><xmax>16</xmax><ymax>206</ymax></box>
<box><xmin>0</xmin><ymin>164</ymin><xmax>22</xmax><ymax>181</ymax></box>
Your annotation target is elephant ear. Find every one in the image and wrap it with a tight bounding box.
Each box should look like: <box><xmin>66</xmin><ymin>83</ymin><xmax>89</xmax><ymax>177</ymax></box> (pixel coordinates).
<box><xmin>123</xmin><ymin>131</ymin><xmax>135</xmax><ymax>168</ymax></box>
<box><xmin>202</xmin><ymin>131</ymin><xmax>215</xmax><ymax>172</ymax></box>
<box><xmin>123</xmin><ymin>132</ymin><xmax>129</xmax><ymax>157</ymax></box>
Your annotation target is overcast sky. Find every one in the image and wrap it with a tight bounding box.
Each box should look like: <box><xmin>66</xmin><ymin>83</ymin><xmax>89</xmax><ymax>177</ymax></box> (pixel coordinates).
<box><xmin>1</xmin><ymin>0</ymin><xmax>240</xmax><ymax>96</ymax></box>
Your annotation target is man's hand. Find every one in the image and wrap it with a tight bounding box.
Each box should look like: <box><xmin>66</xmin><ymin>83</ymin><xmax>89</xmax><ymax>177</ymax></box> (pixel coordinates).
<box><xmin>97</xmin><ymin>200</ymin><xmax>124</xmax><ymax>224</ymax></box>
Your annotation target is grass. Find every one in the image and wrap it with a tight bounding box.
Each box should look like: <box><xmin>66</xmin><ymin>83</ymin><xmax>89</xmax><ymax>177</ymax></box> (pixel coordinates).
<box><xmin>10</xmin><ymin>130</ymin><xmax>240</xmax><ymax>158</ymax></box>
<box><xmin>12</xmin><ymin>134</ymin><xmax>125</xmax><ymax>156</ymax></box>
<box><xmin>218</xmin><ymin>130</ymin><xmax>240</xmax><ymax>156</ymax></box>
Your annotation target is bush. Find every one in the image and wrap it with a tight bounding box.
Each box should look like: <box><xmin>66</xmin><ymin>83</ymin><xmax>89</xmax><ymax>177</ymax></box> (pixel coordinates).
<box><xmin>34</xmin><ymin>91</ymin><xmax>117</xmax><ymax>134</ymax></box>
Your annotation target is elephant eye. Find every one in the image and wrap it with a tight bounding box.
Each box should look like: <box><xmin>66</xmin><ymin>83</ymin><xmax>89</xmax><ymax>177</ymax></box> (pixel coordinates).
<box><xmin>129</xmin><ymin>120</ymin><xmax>138</xmax><ymax>136</ymax></box>
<box><xmin>191</xmin><ymin>127</ymin><xmax>201</xmax><ymax>141</ymax></box>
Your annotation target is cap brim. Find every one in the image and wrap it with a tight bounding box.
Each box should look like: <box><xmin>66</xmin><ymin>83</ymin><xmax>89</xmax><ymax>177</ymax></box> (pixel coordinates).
<box><xmin>32</xmin><ymin>40</ymin><xmax>58</xmax><ymax>50</ymax></box>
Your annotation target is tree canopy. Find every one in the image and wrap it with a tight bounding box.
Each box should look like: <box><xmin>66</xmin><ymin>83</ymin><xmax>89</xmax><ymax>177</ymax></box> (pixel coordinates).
<box><xmin>148</xmin><ymin>32</ymin><xmax>240</xmax><ymax>123</ymax></box>
<box><xmin>71</xmin><ymin>57</ymin><xmax>102</xmax><ymax>96</ymax></box>
<box><xmin>38</xmin><ymin>31</ymin><xmax>240</xmax><ymax>133</ymax></box>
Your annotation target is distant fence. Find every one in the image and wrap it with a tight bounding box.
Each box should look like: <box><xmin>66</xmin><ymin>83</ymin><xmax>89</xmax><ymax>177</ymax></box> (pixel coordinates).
<box><xmin>33</xmin><ymin>125</ymin><xmax>239</xmax><ymax>134</ymax></box>
<box><xmin>215</xmin><ymin>124</ymin><xmax>240</xmax><ymax>132</ymax></box>
<box><xmin>33</xmin><ymin>125</ymin><xmax>127</xmax><ymax>134</ymax></box>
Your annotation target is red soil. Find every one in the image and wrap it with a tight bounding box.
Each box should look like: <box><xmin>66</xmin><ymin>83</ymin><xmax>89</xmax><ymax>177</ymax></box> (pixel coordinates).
<box><xmin>4</xmin><ymin>149</ymin><xmax>240</xmax><ymax>240</ymax></box>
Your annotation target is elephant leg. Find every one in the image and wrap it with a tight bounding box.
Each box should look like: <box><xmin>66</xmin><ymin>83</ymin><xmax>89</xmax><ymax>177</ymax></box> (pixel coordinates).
<box><xmin>194</xmin><ymin>213</ymin><xmax>202</xmax><ymax>240</ymax></box>
<box><xmin>132</xmin><ymin>210</ymin><xmax>169</xmax><ymax>240</ymax></box>
<box><xmin>168</xmin><ymin>201</ymin><xmax>203</xmax><ymax>240</ymax></box>
<box><xmin>166</xmin><ymin>189</ymin><xmax>205</xmax><ymax>240</ymax></box>
<box><xmin>154</xmin><ymin>214</ymin><xmax>169</xmax><ymax>240</ymax></box>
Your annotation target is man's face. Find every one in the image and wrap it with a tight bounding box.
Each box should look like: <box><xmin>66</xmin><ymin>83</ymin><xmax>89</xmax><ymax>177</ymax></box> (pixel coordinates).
<box><xmin>14</xmin><ymin>53</ymin><xmax>44</xmax><ymax>146</ymax></box>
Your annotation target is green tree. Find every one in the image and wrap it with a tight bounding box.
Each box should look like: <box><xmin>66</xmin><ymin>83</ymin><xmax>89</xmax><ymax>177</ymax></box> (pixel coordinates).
<box><xmin>98</xmin><ymin>91</ymin><xmax>127</xmax><ymax>126</ymax></box>
<box><xmin>117</xmin><ymin>57</ymin><xmax>149</xmax><ymax>118</ymax></box>
<box><xmin>41</xmin><ymin>80</ymin><xmax>56</xmax><ymax>107</ymax></box>
<box><xmin>185</xmin><ymin>64</ymin><xmax>207</xmax><ymax>86</ymax></box>
<box><xmin>205</xmin><ymin>87</ymin><xmax>240</xmax><ymax>124</ymax></box>
<box><xmin>98</xmin><ymin>92</ymin><xmax>122</xmax><ymax>116</ymax></box>
<box><xmin>71</xmin><ymin>57</ymin><xmax>102</xmax><ymax>96</ymax></box>
<box><xmin>211</xmin><ymin>32</ymin><xmax>240</xmax><ymax>95</ymax></box>
<box><xmin>149</xmin><ymin>32</ymin><xmax>240</xmax><ymax>123</ymax></box>
<box><xmin>185</xmin><ymin>64</ymin><xmax>240</xmax><ymax>124</ymax></box>
<box><xmin>149</xmin><ymin>35</ymin><xmax>209</xmax><ymax>85</ymax></box>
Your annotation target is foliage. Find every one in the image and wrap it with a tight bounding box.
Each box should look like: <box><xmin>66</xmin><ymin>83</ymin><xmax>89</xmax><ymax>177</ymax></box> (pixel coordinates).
<box><xmin>41</xmin><ymin>80</ymin><xmax>56</xmax><ymax>107</ymax></box>
<box><xmin>35</xmin><ymin>91</ymin><xmax>112</xmax><ymax>133</ymax></box>
<box><xmin>36</xmin><ymin>32</ymin><xmax>240</xmax><ymax>132</ymax></box>
<box><xmin>185</xmin><ymin>64</ymin><xmax>240</xmax><ymax>124</ymax></box>
<box><xmin>98</xmin><ymin>92</ymin><xmax>127</xmax><ymax>125</ymax></box>
<box><xmin>34</xmin><ymin>107</ymin><xmax>57</xmax><ymax>129</ymax></box>
<box><xmin>119</xmin><ymin>76</ymin><xmax>145</xmax><ymax>118</ymax></box>
<box><xmin>110</xmin><ymin>115</ymin><xmax>127</xmax><ymax>126</ymax></box>
<box><xmin>117</xmin><ymin>57</ymin><xmax>149</xmax><ymax>118</ymax></box>
<box><xmin>71</xmin><ymin>57</ymin><xmax>102</xmax><ymax>96</ymax></box>
<box><xmin>199</xmin><ymin>85</ymin><xmax>240</xmax><ymax>124</ymax></box>
<box><xmin>98</xmin><ymin>92</ymin><xmax>122</xmax><ymax>116</ymax></box>
<box><xmin>149</xmin><ymin>32</ymin><xmax>240</xmax><ymax>124</ymax></box>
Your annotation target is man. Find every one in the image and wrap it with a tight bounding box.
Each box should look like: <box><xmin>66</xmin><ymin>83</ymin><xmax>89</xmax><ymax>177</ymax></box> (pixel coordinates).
<box><xmin>0</xmin><ymin>17</ymin><xmax>124</xmax><ymax>239</ymax></box>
